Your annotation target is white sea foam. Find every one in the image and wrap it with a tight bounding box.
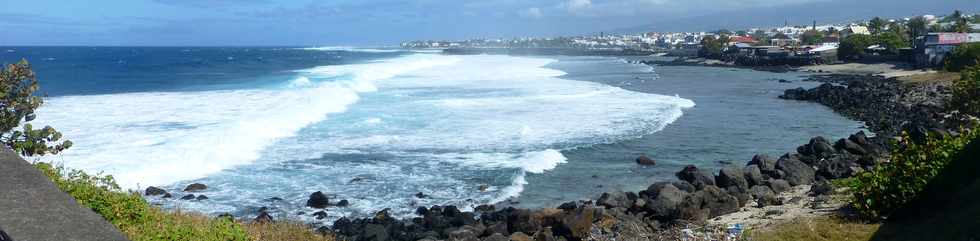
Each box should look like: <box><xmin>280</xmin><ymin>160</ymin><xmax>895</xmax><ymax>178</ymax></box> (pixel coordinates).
<box><xmin>39</xmin><ymin>53</ymin><xmax>695</xmax><ymax>219</ymax></box>
<box><xmin>36</xmin><ymin>54</ymin><xmax>458</xmax><ymax>188</ymax></box>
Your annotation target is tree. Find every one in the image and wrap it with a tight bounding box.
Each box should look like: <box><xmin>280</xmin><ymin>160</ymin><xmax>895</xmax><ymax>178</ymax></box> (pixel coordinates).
<box><xmin>877</xmin><ymin>32</ymin><xmax>908</xmax><ymax>55</ymax></box>
<box><xmin>952</xmin><ymin>17</ymin><xmax>971</xmax><ymax>33</ymax></box>
<box><xmin>751</xmin><ymin>30</ymin><xmax>770</xmax><ymax>46</ymax></box>
<box><xmin>951</xmin><ymin>64</ymin><xmax>980</xmax><ymax>115</ymax></box>
<box><xmin>698</xmin><ymin>36</ymin><xmax>727</xmax><ymax>59</ymax></box>
<box><xmin>839</xmin><ymin>34</ymin><xmax>874</xmax><ymax>60</ymax></box>
<box><xmin>869</xmin><ymin>17</ymin><xmax>886</xmax><ymax>36</ymax></box>
<box><xmin>907</xmin><ymin>17</ymin><xmax>929</xmax><ymax>41</ymax></box>
<box><xmin>0</xmin><ymin>60</ymin><xmax>71</xmax><ymax>156</ymax></box>
<box><xmin>945</xmin><ymin>43</ymin><xmax>980</xmax><ymax>72</ymax></box>
<box><xmin>801</xmin><ymin>29</ymin><xmax>824</xmax><ymax>45</ymax></box>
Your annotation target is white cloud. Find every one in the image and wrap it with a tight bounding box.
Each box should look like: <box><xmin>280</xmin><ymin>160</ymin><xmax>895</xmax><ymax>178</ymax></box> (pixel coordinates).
<box><xmin>519</xmin><ymin>7</ymin><xmax>544</xmax><ymax>19</ymax></box>
<box><xmin>566</xmin><ymin>0</ymin><xmax>591</xmax><ymax>10</ymax></box>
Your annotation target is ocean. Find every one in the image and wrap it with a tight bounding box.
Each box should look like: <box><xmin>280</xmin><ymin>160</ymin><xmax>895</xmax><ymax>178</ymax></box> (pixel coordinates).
<box><xmin>0</xmin><ymin>47</ymin><xmax>863</xmax><ymax>224</ymax></box>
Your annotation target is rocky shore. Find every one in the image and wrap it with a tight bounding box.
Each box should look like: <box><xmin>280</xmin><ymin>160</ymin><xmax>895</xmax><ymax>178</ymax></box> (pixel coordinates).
<box><xmin>640</xmin><ymin>57</ymin><xmax>796</xmax><ymax>73</ymax></box>
<box><xmin>141</xmin><ymin>69</ymin><xmax>962</xmax><ymax>241</ymax></box>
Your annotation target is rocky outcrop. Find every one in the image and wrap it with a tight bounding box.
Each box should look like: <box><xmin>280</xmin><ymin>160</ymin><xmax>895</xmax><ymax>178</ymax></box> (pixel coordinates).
<box><xmin>183</xmin><ymin>183</ymin><xmax>207</xmax><ymax>192</ymax></box>
<box><xmin>675</xmin><ymin>165</ymin><xmax>715</xmax><ymax>190</ymax></box>
<box><xmin>635</xmin><ymin>155</ymin><xmax>656</xmax><ymax>166</ymax></box>
<box><xmin>144</xmin><ymin>186</ymin><xmax>168</xmax><ymax>196</ymax></box>
<box><xmin>307</xmin><ymin>191</ymin><xmax>330</xmax><ymax>209</ymax></box>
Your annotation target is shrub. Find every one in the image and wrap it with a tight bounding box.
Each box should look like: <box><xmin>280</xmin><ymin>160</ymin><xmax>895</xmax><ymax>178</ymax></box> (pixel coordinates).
<box><xmin>950</xmin><ymin>65</ymin><xmax>980</xmax><ymax>115</ymax></box>
<box><xmin>849</xmin><ymin>127</ymin><xmax>980</xmax><ymax>218</ymax></box>
<box><xmin>0</xmin><ymin>60</ymin><xmax>72</xmax><ymax>156</ymax></box>
<box><xmin>838</xmin><ymin>34</ymin><xmax>874</xmax><ymax>60</ymax></box>
<box><xmin>34</xmin><ymin>162</ymin><xmax>251</xmax><ymax>241</ymax></box>
<box><xmin>945</xmin><ymin>43</ymin><xmax>980</xmax><ymax>72</ymax></box>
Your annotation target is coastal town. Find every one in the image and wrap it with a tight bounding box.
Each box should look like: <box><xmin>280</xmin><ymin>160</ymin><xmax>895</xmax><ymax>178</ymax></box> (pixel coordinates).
<box><xmin>403</xmin><ymin>11</ymin><xmax>980</xmax><ymax>68</ymax></box>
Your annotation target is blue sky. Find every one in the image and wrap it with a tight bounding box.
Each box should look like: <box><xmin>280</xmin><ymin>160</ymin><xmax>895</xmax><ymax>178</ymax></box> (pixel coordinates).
<box><xmin>1</xmin><ymin>0</ymin><xmax>976</xmax><ymax>46</ymax></box>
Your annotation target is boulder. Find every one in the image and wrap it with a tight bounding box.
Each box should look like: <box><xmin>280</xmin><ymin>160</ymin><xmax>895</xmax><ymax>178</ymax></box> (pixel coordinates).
<box><xmin>307</xmin><ymin>191</ymin><xmax>330</xmax><ymax>209</ymax></box>
<box><xmin>814</xmin><ymin>154</ymin><xmax>859</xmax><ymax>179</ymax></box>
<box><xmin>336</xmin><ymin>199</ymin><xmax>350</xmax><ymax>207</ymax></box>
<box><xmin>558</xmin><ymin>206</ymin><xmax>595</xmax><ymax>240</ymax></box>
<box><xmin>597</xmin><ymin>191</ymin><xmax>632</xmax><ymax>209</ymax></box>
<box><xmin>725</xmin><ymin>186</ymin><xmax>752</xmax><ymax>208</ymax></box>
<box><xmin>747</xmin><ymin>154</ymin><xmax>777</xmax><ymax>173</ymax></box>
<box><xmin>162</xmin><ymin>193</ymin><xmax>172</xmax><ymax>198</ymax></box>
<box><xmin>716</xmin><ymin>165</ymin><xmax>748</xmax><ymax>190</ymax></box>
<box><xmin>678</xmin><ymin>185</ymin><xmax>739</xmax><ymax>222</ymax></box>
<box><xmin>635</xmin><ymin>155</ymin><xmax>656</xmax><ymax>166</ymax></box>
<box><xmin>675</xmin><ymin>165</ymin><xmax>715</xmax><ymax>190</ymax></box>
<box><xmin>180</xmin><ymin>194</ymin><xmax>196</xmax><ymax>200</ymax></box>
<box><xmin>809</xmin><ymin>181</ymin><xmax>835</xmax><ymax>196</ymax></box>
<box><xmin>313</xmin><ymin>211</ymin><xmax>328</xmax><ymax>220</ymax></box>
<box><xmin>643</xmin><ymin>184</ymin><xmax>687</xmax><ymax>220</ymax></box>
<box><xmin>557</xmin><ymin>202</ymin><xmax>577</xmax><ymax>211</ymax></box>
<box><xmin>448</xmin><ymin>226</ymin><xmax>480</xmax><ymax>241</ymax></box>
<box><xmin>484</xmin><ymin>233</ymin><xmax>509</xmax><ymax>241</ymax></box>
<box><xmin>749</xmin><ymin>185</ymin><xmax>779</xmax><ymax>207</ymax></box>
<box><xmin>476</xmin><ymin>204</ymin><xmax>496</xmax><ymax>212</ymax></box>
<box><xmin>510</xmin><ymin>232</ymin><xmax>533</xmax><ymax>241</ymax></box>
<box><xmin>196</xmin><ymin>195</ymin><xmax>209</xmax><ymax>201</ymax></box>
<box><xmin>144</xmin><ymin>186</ymin><xmax>168</xmax><ymax>196</ymax></box>
<box><xmin>835</xmin><ymin>138</ymin><xmax>866</xmax><ymax>155</ymax></box>
<box><xmin>766</xmin><ymin>179</ymin><xmax>791</xmax><ymax>194</ymax></box>
<box><xmin>776</xmin><ymin>154</ymin><xmax>815</xmax><ymax>186</ymax></box>
<box><xmin>254</xmin><ymin>211</ymin><xmax>273</xmax><ymax>223</ymax></box>
<box><xmin>743</xmin><ymin>165</ymin><xmax>764</xmax><ymax>187</ymax></box>
<box><xmin>183</xmin><ymin>183</ymin><xmax>207</xmax><ymax>192</ymax></box>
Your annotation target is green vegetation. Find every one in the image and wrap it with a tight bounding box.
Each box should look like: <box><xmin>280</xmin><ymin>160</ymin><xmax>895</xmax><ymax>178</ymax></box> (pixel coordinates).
<box><xmin>35</xmin><ymin>162</ymin><xmax>251</xmax><ymax>241</ymax></box>
<box><xmin>944</xmin><ymin>43</ymin><xmax>980</xmax><ymax>72</ymax></box>
<box><xmin>744</xmin><ymin>216</ymin><xmax>880</xmax><ymax>241</ymax></box>
<box><xmin>876</xmin><ymin>32</ymin><xmax>907</xmax><ymax>55</ymax></box>
<box><xmin>0</xmin><ymin>60</ymin><xmax>72</xmax><ymax>156</ymax></box>
<box><xmin>35</xmin><ymin>162</ymin><xmax>334</xmax><ymax>241</ymax></box>
<box><xmin>839</xmin><ymin>34</ymin><xmax>874</xmax><ymax>60</ymax></box>
<box><xmin>849</xmin><ymin>128</ymin><xmax>980</xmax><ymax>218</ymax></box>
<box><xmin>698</xmin><ymin>35</ymin><xmax>729</xmax><ymax>59</ymax></box>
<box><xmin>950</xmin><ymin>65</ymin><xmax>980</xmax><ymax>115</ymax></box>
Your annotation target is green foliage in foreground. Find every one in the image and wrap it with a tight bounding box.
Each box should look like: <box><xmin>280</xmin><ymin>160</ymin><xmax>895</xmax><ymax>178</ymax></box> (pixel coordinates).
<box><xmin>0</xmin><ymin>60</ymin><xmax>72</xmax><ymax>156</ymax></box>
<box><xmin>33</xmin><ymin>162</ymin><xmax>250</xmax><ymax>241</ymax></box>
<box><xmin>951</xmin><ymin>65</ymin><xmax>980</xmax><ymax>115</ymax></box>
<box><xmin>849</xmin><ymin>128</ymin><xmax>980</xmax><ymax>218</ymax></box>
<box><xmin>945</xmin><ymin>43</ymin><xmax>980</xmax><ymax>72</ymax></box>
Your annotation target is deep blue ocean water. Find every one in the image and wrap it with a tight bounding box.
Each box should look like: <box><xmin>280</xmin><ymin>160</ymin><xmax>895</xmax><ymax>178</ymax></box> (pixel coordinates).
<box><xmin>0</xmin><ymin>47</ymin><xmax>863</xmax><ymax>224</ymax></box>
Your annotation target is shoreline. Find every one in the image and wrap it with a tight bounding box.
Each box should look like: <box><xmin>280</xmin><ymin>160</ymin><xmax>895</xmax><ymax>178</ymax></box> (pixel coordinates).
<box><xmin>310</xmin><ymin>62</ymin><xmax>960</xmax><ymax>240</ymax></box>
<box><xmin>129</xmin><ymin>55</ymin><xmax>958</xmax><ymax>240</ymax></box>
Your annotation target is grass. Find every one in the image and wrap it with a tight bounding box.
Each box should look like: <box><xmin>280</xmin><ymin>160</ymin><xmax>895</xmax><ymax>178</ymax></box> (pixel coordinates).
<box><xmin>896</xmin><ymin>71</ymin><xmax>960</xmax><ymax>86</ymax></box>
<box><xmin>743</xmin><ymin>216</ymin><xmax>880</xmax><ymax>241</ymax></box>
<box><xmin>34</xmin><ymin>162</ymin><xmax>333</xmax><ymax>241</ymax></box>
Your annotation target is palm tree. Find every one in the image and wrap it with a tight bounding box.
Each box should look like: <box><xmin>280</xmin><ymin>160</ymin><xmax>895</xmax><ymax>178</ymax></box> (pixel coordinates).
<box><xmin>869</xmin><ymin>17</ymin><xmax>886</xmax><ymax>36</ymax></box>
<box><xmin>907</xmin><ymin>17</ymin><xmax>929</xmax><ymax>45</ymax></box>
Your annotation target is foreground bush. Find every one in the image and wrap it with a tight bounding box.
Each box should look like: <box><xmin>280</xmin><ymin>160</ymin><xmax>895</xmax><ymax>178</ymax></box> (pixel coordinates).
<box><xmin>951</xmin><ymin>65</ymin><xmax>980</xmax><ymax>115</ymax></box>
<box><xmin>35</xmin><ymin>162</ymin><xmax>334</xmax><ymax>241</ymax></box>
<box><xmin>849</xmin><ymin>127</ymin><xmax>980</xmax><ymax>218</ymax></box>
<box><xmin>945</xmin><ymin>43</ymin><xmax>980</xmax><ymax>72</ymax></box>
<box><xmin>35</xmin><ymin>162</ymin><xmax>252</xmax><ymax>241</ymax></box>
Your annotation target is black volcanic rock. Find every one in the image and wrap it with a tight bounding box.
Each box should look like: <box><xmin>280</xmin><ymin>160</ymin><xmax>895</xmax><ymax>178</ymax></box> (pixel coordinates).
<box><xmin>675</xmin><ymin>165</ymin><xmax>715</xmax><ymax>190</ymax></box>
<box><xmin>183</xmin><ymin>183</ymin><xmax>207</xmax><ymax>192</ymax></box>
<box><xmin>144</xmin><ymin>186</ymin><xmax>168</xmax><ymax>196</ymax></box>
<box><xmin>307</xmin><ymin>191</ymin><xmax>330</xmax><ymax>209</ymax></box>
<box><xmin>635</xmin><ymin>155</ymin><xmax>656</xmax><ymax>166</ymax></box>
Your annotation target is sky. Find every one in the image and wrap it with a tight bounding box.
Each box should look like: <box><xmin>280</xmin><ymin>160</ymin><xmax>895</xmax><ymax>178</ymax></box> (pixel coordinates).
<box><xmin>1</xmin><ymin>0</ymin><xmax>977</xmax><ymax>46</ymax></box>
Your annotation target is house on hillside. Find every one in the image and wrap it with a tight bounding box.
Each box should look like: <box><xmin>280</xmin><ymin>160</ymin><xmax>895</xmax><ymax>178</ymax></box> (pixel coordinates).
<box><xmin>841</xmin><ymin>25</ymin><xmax>869</xmax><ymax>38</ymax></box>
<box><xmin>729</xmin><ymin>36</ymin><xmax>758</xmax><ymax>45</ymax></box>
<box><xmin>915</xmin><ymin>32</ymin><xmax>980</xmax><ymax>67</ymax></box>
